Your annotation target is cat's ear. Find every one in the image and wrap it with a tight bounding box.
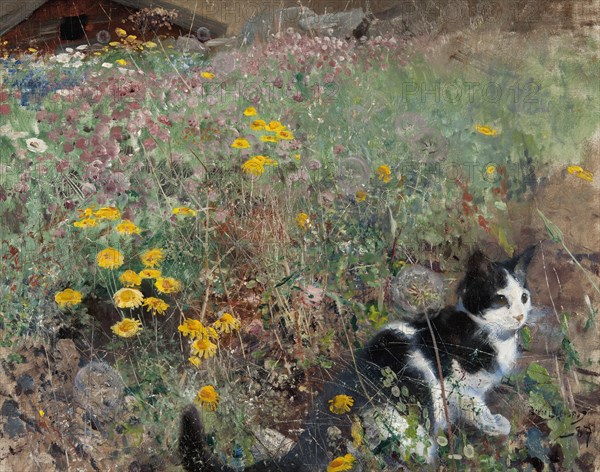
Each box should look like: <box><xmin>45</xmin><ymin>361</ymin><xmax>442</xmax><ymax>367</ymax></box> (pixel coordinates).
<box><xmin>505</xmin><ymin>245</ymin><xmax>536</xmax><ymax>283</ymax></box>
<box><xmin>466</xmin><ymin>249</ymin><xmax>490</xmax><ymax>278</ymax></box>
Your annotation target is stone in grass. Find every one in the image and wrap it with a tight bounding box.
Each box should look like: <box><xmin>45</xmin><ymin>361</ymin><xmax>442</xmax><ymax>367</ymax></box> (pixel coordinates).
<box><xmin>250</xmin><ymin>427</ymin><xmax>295</xmax><ymax>462</ymax></box>
<box><xmin>73</xmin><ymin>361</ymin><xmax>125</xmax><ymax>426</ymax></box>
<box><xmin>16</xmin><ymin>373</ymin><xmax>35</xmax><ymax>395</ymax></box>
<box><xmin>389</xmin><ymin>265</ymin><xmax>445</xmax><ymax>319</ymax></box>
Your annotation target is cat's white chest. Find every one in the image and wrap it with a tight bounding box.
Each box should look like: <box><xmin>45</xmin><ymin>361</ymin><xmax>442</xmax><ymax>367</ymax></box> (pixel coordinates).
<box><xmin>492</xmin><ymin>335</ymin><xmax>518</xmax><ymax>376</ymax></box>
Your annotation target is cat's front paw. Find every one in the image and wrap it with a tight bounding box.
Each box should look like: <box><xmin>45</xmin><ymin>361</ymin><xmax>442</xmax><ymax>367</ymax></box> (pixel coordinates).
<box><xmin>484</xmin><ymin>414</ymin><xmax>511</xmax><ymax>436</ymax></box>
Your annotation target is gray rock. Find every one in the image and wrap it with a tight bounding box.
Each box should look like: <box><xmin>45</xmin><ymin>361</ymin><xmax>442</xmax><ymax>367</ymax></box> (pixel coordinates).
<box><xmin>4</xmin><ymin>416</ymin><xmax>25</xmax><ymax>438</ymax></box>
<box><xmin>298</xmin><ymin>9</ymin><xmax>366</xmax><ymax>38</ymax></box>
<box><xmin>16</xmin><ymin>373</ymin><xmax>35</xmax><ymax>395</ymax></box>
<box><xmin>176</xmin><ymin>35</ymin><xmax>207</xmax><ymax>54</ymax></box>
<box><xmin>1</xmin><ymin>399</ymin><xmax>20</xmax><ymax>417</ymax></box>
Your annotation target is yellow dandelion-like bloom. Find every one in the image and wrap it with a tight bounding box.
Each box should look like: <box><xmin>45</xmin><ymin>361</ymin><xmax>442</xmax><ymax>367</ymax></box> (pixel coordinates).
<box><xmin>73</xmin><ymin>218</ymin><xmax>96</xmax><ymax>228</ymax></box>
<box><xmin>475</xmin><ymin>124</ymin><xmax>498</xmax><ymax>136</ymax></box>
<box><xmin>111</xmin><ymin>318</ymin><xmax>142</xmax><ymax>338</ymax></box>
<box><xmin>195</xmin><ymin>385</ymin><xmax>220</xmax><ymax>411</ymax></box>
<box><xmin>266</xmin><ymin>121</ymin><xmax>284</xmax><ymax>132</ymax></box>
<box><xmin>94</xmin><ymin>206</ymin><xmax>121</xmax><ymax>220</ymax></box>
<box><xmin>277</xmin><ymin>130</ymin><xmax>294</xmax><ymax>140</ymax></box>
<box><xmin>250</xmin><ymin>119</ymin><xmax>266</xmax><ymax>130</ymax></box>
<box><xmin>189</xmin><ymin>356</ymin><xmax>202</xmax><ymax>368</ymax></box>
<box><xmin>28</xmin><ymin>48</ymin><xmax>38</xmax><ymax>53</ymax></box>
<box><xmin>109</xmin><ymin>41</ymin><xmax>121</xmax><ymax>47</ymax></box>
<box><xmin>139</xmin><ymin>268</ymin><xmax>161</xmax><ymax>279</ymax></box>
<box><xmin>55</xmin><ymin>288</ymin><xmax>82</xmax><ymax>308</ymax></box>
<box><xmin>141</xmin><ymin>248</ymin><xmax>165</xmax><ymax>268</ymax></box>
<box><xmin>327</xmin><ymin>454</ymin><xmax>356</xmax><ymax>472</ymax></box>
<box><xmin>261</xmin><ymin>135</ymin><xmax>279</xmax><ymax>143</ymax></box>
<box><xmin>155</xmin><ymin>277</ymin><xmax>181</xmax><ymax>294</ymax></box>
<box><xmin>376</xmin><ymin>165</ymin><xmax>392</xmax><ymax>183</ymax></box>
<box><xmin>191</xmin><ymin>338</ymin><xmax>217</xmax><ymax>359</ymax></box>
<box><xmin>173</xmin><ymin>207</ymin><xmax>197</xmax><ymax>217</ymax></box>
<box><xmin>125</xmin><ymin>35</ymin><xmax>137</xmax><ymax>42</ymax></box>
<box><xmin>179</xmin><ymin>319</ymin><xmax>207</xmax><ymax>339</ymax></box>
<box><xmin>213</xmin><ymin>313</ymin><xmax>241</xmax><ymax>334</ymax></box>
<box><xmin>231</xmin><ymin>138</ymin><xmax>251</xmax><ymax>149</ymax></box>
<box><xmin>116</xmin><ymin>219</ymin><xmax>141</xmax><ymax>235</ymax></box>
<box><xmin>355</xmin><ymin>190</ymin><xmax>367</xmax><ymax>202</ymax></box>
<box><xmin>113</xmin><ymin>288</ymin><xmax>144</xmax><ymax>309</ymax></box>
<box><xmin>115</xmin><ymin>27</ymin><xmax>127</xmax><ymax>38</ymax></box>
<box><xmin>119</xmin><ymin>270</ymin><xmax>142</xmax><ymax>287</ymax></box>
<box><xmin>295</xmin><ymin>212</ymin><xmax>310</xmax><ymax>230</ymax></box>
<box><xmin>567</xmin><ymin>165</ymin><xmax>593</xmax><ymax>182</ymax></box>
<box><xmin>77</xmin><ymin>207</ymin><xmax>94</xmax><ymax>218</ymax></box>
<box><xmin>201</xmin><ymin>72</ymin><xmax>215</xmax><ymax>79</ymax></box>
<box><xmin>328</xmin><ymin>394</ymin><xmax>354</xmax><ymax>414</ymax></box>
<box><xmin>97</xmin><ymin>248</ymin><xmax>124</xmax><ymax>270</ymax></box>
<box><xmin>115</xmin><ymin>59</ymin><xmax>127</xmax><ymax>66</ymax></box>
<box><xmin>486</xmin><ymin>165</ymin><xmax>496</xmax><ymax>175</ymax></box>
<box><xmin>241</xmin><ymin>155</ymin><xmax>278</xmax><ymax>177</ymax></box>
<box><xmin>143</xmin><ymin>297</ymin><xmax>169</xmax><ymax>315</ymax></box>
<box><xmin>243</xmin><ymin>107</ymin><xmax>257</xmax><ymax>116</ymax></box>
<box><xmin>294</xmin><ymin>154</ymin><xmax>301</xmax><ymax>160</ymax></box>
<box><xmin>143</xmin><ymin>41</ymin><xmax>157</xmax><ymax>48</ymax></box>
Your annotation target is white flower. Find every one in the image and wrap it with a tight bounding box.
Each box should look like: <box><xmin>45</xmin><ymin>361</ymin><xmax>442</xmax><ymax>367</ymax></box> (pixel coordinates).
<box><xmin>54</xmin><ymin>53</ymin><xmax>71</xmax><ymax>64</ymax></box>
<box><xmin>65</xmin><ymin>47</ymin><xmax>74</xmax><ymax>53</ymax></box>
<box><xmin>25</xmin><ymin>138</ymin><xmax>48</xmax><ymax>153</ymax></box>
<box><xmin>70</xmin><ymin>61</ymin><xmax>83</xmax><ymax>68</ymax></box>
<box><xmin>76</xmin><ymin>44</ymin><xmax>88</xmax><ymax>50</ymax></box>
<box><xmin>101</xmin><ymin>62</ymin><xmax>113</xmax><ymax>68</ymax></box>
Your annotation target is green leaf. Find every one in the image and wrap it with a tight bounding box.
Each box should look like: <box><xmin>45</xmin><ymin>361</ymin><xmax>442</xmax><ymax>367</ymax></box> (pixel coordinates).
<box><xmin>537</xmin><ymin>209</ymin><xmax>564</xmax><ymax>243</ymax></box>
<box><xmin>526</xmin><ymin>363</ymin><xmax>552</xmax><ymax>384</ymax></box>
<box><xmin>520</xmin><ymin>325</ymin><xmax>532</xmax><ymax>350</ymax></box>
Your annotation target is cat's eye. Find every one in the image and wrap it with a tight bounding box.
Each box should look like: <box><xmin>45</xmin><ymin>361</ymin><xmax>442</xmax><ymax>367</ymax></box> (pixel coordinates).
<box><xmin>493</xmin><ymin>294</ymin><xmax>508</xmax><ymax>306</ymax></box>
<box><xmin>521</xmin><ymin>293</ymin><xmax>529</xmax><ymax>303</ymax></box>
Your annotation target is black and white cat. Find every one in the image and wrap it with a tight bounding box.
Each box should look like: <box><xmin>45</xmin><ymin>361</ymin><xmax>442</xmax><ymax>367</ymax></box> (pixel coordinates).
<box><xmin>179</xmin><ymin>247</ymin><xmax>536</xmax><ymax>471</ymax></box>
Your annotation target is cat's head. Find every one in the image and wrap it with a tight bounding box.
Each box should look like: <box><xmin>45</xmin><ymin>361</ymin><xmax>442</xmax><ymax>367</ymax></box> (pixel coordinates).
<box><xmin>457</xmin><ymin>246</ymin><xmax>536</xmax><ymax>335</ymax></box>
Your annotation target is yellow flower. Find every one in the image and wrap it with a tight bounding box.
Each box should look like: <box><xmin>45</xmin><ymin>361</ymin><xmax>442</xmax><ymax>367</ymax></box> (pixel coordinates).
<box><xmin>189</xmin><ymin>356</ymin><xmax>202</xmax><ymax>368</ymax></box>
<box><xmin>139</xmin><ymin>268</ymin><xmax>161</xmax><ymax>279</ymax></box>
<box><xmin>179</xmin><ymin>319</ymin><xmax>207</xmax><ymax>339</ymax></box>
<box><xmin>113</xmin><ymin>288</ymin><xmax>144</xmax><ymax>309</ymax></box>
<box><xmin>119</xmin><ymin>270</ymin><xmax>142</xmax><ymax>287</ymax></box>
<box><xmin>376</xmin><ymin>165</ymin><xmax>392</xmax><ymax>183</ymax></box>
<box><xmin>355</xmin><ymin>190</ymin><xmax>367</xmax><ymax>202</ymax></box>
<box><xmin>201</xmin><ymin>72</ymin><xmax>215</xmax><ymax>79</ymax></box>
<box><xmin>487</xmin><ymin>165</ymin><xmax>496</xmax><ymax>175</ymax></box>
<box><xmin>115</xmin><ymin>27</ymin><xmax>127</xmax><ymax>38</ymax></box>
<box><xmin>231</xmin><ymin>138</ymin><xmax>251</xmax><ymax>149</ymax></box>
<box><xmin>38</xmin><ymin>409</ymin><xmax>45</xmax><ymax>418</ymax></box>
<box><xmin>328</xmin><ymin>394</ymin><xmax>354</xmax><ymax>414</ymax></box>
<box><xmin>155</xmin><ymin>277</ymin><xmax>181</xmax><ymax>294</ymax></box>
<box><xmin>567</xmin><ymin>165</ymin><xmax>593</xmax><ymax>182</ymax></box>
<box><xmin>94</xmin><ymin>206</ymin><xmax>121</xmax><ymax>220</ymax></box>
<box><xmin>55</xmin><ymin>288</ymin><xmax>82</xmax><ymax>308</ymax></box>
<box><xmin>191</xmin><ymin>338</ymin><xmax>217</xmax><ymax>359</ymax></box>
<box><xmin>250</xmin><ymin>119</ymin><xmax>266</xmax><ymax>130</ymax></box>
<box><xmin>261</xmin><ymin>135</ymin><xmax>279</xmax><ymax>143</ymax></box>
<box><xmin>109</xmin><ymin>41</ymin><xmax>121</xmax><ymax>47</ymax></box>
<box><xmin>78</xmin><ymin>207</ymin><xmax>94</xmax><ymax>218</ymax></box>
<box><xmin>475</xmin><ymin>124</ymin><xmax>498</xmax><ymax>136</ymax></box>
<box><xmin>173</xmin><ymin>207</ymin><xmax>197</xmax><ymax>217</ymax></box>
<box><xmin>295</xmin><ymin>212</ymin><xmax>310</xmax><ymax>230</ymax></box>
<box><xmin>243</xmin><ymin>107</ymin><xmax>257</xmax><ymax>116</ymax></box>
<box><xmin>28</xmin><ymin>48</ymin><xmax>37</xmax><ymax>53</ymax></box>
<box><xmin>97</xmin><ymin>248</ymin><xmax>124</xmax><ymax>270</ymax></box>
<box><xmin>141</xmin><ymin>248</ymin><xmax>165</xmax><ymax>268</ymax></box>
<box><xmin>125</xmin><ymin>35</ymin><xmax>137</xmax><ymax>42</ymax></box>
<box><xmin>241</xmin><ymin>155</ymin><xmax>278</xmax><ymax>177</ymax></box>
<box><xmin>116</xmin><ymin>219</ymin><xmax>141</xmax><ymax>235</ymax></box>
<box><xmin>195</xmin><ymin>385</ymin><xmax>220</xmax><ymax>411</ymax></box>
<box><xmin>294</xmin><ymin>154</ymin><xmax>301</xmax><ymax>160</ymax></box>
<box><xmin>213</xmin><ymin>313</ymin><xmax>241</xmax><ymax>334</ymax></box>
<box><xmin>143</xmin><ymin>297</ymin><xmax>169</xmax><ymax>315</ymax></box>
<box><xmin>73</xmin><ymin>218</ymin><xmax>96</xmax><ymax>228</ymax></box>
<box><xmin>351</xmin><ymin>416</ymin><xmax>363</xmax><ymax>447</ymax></box>
<box><xmin>277</xmin><ymin>130</ymin><xmax>294</xmax><ymax>140</ymax></box>
<box><xmin>143</xmin><ymin>41</ymin><xmax>157</xmax><ymax>48</ymax></box>
<box><xmin>327</xmin><ymin>454</ymin><xmax>356</xmax><ymax>472</ymax></box>
<box><xmin>111</xmin><ymin>318</ymin><xmax>142</xmax><ymax>338</ymax></box>
<box><xmin>266</xmin><ymin>121</ymin><xmax>284</xmax><ymax>132</ymax></box>
<box><xmin>115</xmin><ymin>59</ymin><xmax>127</xmax><ymax>66</ymax></box>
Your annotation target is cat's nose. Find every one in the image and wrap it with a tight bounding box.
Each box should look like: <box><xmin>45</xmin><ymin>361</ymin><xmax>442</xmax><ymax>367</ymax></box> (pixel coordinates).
<box><xmin>514</xmin><ymin>314</ymin><xmax>524</xmax><ymax>323</ymax></box>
